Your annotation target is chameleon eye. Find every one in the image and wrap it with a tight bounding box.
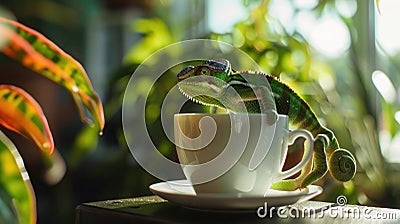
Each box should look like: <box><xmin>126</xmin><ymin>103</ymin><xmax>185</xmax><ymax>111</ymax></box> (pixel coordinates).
<box><xmin>199</xmin><ymin>67</ymin><xmax>210</xmax><ymax>76</ymax></box>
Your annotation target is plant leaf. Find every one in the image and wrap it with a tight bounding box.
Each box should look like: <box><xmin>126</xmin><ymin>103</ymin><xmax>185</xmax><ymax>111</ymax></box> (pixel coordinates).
<box><xmin>0</xmin><ymin>17</ymin><xmax>104</xmax><ymax>132</ymax></box>
<box><xmin>0</xmin><ymin>85</ymin><xmax>54</xmax><ymax>154</ymax></box>
<box><xmin>0</xmin><ymin>130</ymin><xmax>36</xmax><ymax>224</ymax></box>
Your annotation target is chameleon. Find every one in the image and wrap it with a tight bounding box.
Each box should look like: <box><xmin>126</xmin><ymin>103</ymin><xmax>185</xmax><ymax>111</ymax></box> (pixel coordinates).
<box><xmin>176</xmin><ymin>59</ymin><xmax>356</xmax><ymax>190</ymax></box>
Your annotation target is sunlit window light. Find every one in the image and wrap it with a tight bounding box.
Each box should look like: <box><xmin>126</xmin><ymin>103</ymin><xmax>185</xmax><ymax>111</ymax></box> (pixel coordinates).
<box><xmin>270</xmin><ymin>0</ymin><xmax>350</xmax><ymax>58</ymax></box>
<box><xmin>293</xmin><ymin>0</ymin><xmax>318</xmax><ymax>10</ymax></box>
<box><xmin>270</xmin><ymin>0</ymin><xmax>351</xmax><ymax>58</ymax></box>
<box><xmin>269</xmin><ymin>0</ymin><xmax>295</xmax><ymax>33</ymax></box>
<box><xmin>372</xmin><ymin>70</ymin><xmax>396</xmax><ymax>103</ymax></box>
<box><xmin>208</xmin><ymin>0</ymin><xmax>351</xmax><ymax>58</ymax></box>
<box><xmin>207</xmin><ymin>0</ymin><xmax>248</xmax><ymax>34</ymax></box>
<box><xmin>376</xmin><ymin>0</ymin><xmax>400</xmax><ymax>55</ymax></box>
<box><xmin>335</xmin><ymin>0</ymin><xmax>357</xmax><ymax>18</ymax></box>
<box><xmin>295</xmin><ymin>11</ymin><xmax>350</xmax><ymax>58</ymax></box>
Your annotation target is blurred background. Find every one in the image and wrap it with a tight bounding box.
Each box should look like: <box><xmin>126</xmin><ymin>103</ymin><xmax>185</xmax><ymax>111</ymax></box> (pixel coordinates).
<box><xmin>0</xmin><ymin>0</ymin><xmax>399</xmax><ymax>223</ymax></box>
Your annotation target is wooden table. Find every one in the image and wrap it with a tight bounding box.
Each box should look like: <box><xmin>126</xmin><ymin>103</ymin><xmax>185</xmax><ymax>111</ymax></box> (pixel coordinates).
<box><xmin>76</xmin><ymin>196</ymin><xmax>400</xmax><ymax>224</ymax></box>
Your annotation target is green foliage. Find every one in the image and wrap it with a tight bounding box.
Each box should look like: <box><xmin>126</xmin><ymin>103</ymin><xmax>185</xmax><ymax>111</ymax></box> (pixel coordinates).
<box><xmin>69</xmin><ymin>124</ymin><xmax>100</xmax><ymax>169</ymax></box>
<box><xmin>124</xmin><ymin>18</ymin><xmax>175</xmax><ymax>64</ymax></box>
<box><xmin>212</xmin><ymin>2</ymin><xmax>312</xmax><ymax>80</ymax></box>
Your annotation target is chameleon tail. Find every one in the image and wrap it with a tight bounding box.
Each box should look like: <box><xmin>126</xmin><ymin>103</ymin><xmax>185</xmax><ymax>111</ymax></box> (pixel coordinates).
<box><xmin>327</xmin><ymin>148</ymin><xmax>356</xmax><ymax>182</ymax></box>
<box><xmin>300</xmin><ymin>131</ymin><xmax>356</xmax><ymax>187</ymax></box>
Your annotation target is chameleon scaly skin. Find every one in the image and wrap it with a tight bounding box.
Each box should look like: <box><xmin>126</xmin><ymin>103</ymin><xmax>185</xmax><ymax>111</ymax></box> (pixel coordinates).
<box><xmin>176</xmin><ymin>59</ymin><xmax>356</xmax><ymax>190</ymax></box>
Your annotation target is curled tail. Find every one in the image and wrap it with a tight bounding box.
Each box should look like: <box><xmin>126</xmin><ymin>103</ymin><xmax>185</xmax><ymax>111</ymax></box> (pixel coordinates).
<box><xmin>329</xmin><ymin>148</ymin><xmax>356</xmax><ymax>181</ymax></box>
<box><xmin>300</xmin><ymin>129</ymin><xmax>356</xmax><ymax>187</ymax></box>
<box><xmin>325</xmin><ymin>136</ymin><xmax>356</xmax><ymax>182</ymax></box>
<box><xmin>321</xmin><ymin>129</ymin><xmax>356</xmax><ymax>182</ymax></box>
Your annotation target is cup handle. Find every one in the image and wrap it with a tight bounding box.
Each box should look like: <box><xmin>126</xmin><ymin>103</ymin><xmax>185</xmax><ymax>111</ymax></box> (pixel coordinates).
<box><xmin>275</xmin><ymin>129</ymin><xmax>314</xmax><ymax>180</ymax></box>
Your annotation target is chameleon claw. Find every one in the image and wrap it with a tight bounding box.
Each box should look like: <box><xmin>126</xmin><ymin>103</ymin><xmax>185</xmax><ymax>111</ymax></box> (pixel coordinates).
<box><xmin>270</xmin><ymin>178</ymin><xmax>304</xmax><ymax>191</ymax></box>
<box><xmin>270</xmin><ymin>180</ymin><xmax>298</xmax><ymax>191</ymax></box>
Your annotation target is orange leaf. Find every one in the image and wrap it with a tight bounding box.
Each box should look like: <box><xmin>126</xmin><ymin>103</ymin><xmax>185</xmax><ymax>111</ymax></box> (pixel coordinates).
<box><xmin>0</xmin><ymin>17</ymin><xmax>104</xmax><ymax>132</ymax></box>
<box><xmin>0</xmin><ymin>85</ymin><xmax>54</xmax><ymax>154</ymax></box>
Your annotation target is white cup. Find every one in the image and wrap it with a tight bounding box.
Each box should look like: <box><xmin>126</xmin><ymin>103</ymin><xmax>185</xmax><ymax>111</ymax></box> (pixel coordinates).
<box><xmin>173</xmin><ymin>113</ymin><xmax>314</xmax><ymax>196</ymax></box>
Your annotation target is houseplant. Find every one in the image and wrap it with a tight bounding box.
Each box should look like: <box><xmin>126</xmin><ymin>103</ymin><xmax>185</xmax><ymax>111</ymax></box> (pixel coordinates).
<box><xmin>0</xmin><ymin>17</ymin><xmax>104</xmax><ymax>223</ymax></box>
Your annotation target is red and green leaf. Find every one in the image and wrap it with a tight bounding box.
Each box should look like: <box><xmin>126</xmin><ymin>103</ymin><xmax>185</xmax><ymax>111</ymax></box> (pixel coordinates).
<box><xmin>0</xmin><ymin>85</ymin><xmax>54</xmax><ymax>154</ymax></box>
<box><xmin>0</xmin><ymin>17</ymin><xmax>104</xmax><ymax>132</ymax></box>
<box><xmin>0</xmin><ymin>130</ymin><xmax>36</xmax><ymax>224</ymax></box>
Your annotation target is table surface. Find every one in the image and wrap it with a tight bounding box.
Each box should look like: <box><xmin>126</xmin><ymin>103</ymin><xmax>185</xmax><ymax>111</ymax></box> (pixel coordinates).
<box><xmin>76</xmin><ymin>195</ymin><xmax>400</xmax><ymax>224</ymax></box>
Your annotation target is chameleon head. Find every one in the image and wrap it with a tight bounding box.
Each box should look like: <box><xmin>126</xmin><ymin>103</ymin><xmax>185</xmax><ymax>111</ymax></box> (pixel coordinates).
<box><xmin>176</xmin><ymin>59</ymin><xmax>233</xmax><ymax>108</ymax></box>
<box><xmin>177</xmin><ymin>59</ymin><xmax>232</xmax><ymax>82</ymax></box>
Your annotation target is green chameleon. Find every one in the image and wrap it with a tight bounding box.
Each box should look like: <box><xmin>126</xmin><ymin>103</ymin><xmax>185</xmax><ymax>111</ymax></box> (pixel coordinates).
<box><xmin>176</xmin><ymin>59</ymin><xmax>356</xmax><ymax>190</ymax></box>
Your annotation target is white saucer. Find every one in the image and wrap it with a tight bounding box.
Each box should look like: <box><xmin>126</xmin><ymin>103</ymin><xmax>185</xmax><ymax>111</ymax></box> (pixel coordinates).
<box><xmin>149</xmin><ymin>180</ymin><xmax>323</xmax><ymax>211</ymax></box>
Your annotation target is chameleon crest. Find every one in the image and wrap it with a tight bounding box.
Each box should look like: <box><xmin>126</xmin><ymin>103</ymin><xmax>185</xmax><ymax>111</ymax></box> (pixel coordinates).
<box><xmin>177</xmin><ymin>59</ymin><xmax>356</xmax><ymax>190</ymax></box>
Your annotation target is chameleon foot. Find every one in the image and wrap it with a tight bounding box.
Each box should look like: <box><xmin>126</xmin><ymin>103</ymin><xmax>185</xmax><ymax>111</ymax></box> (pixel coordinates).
<box><xmin>270</xmin><ymin>179</ymin><xmax>301</xmax><ymax>191</ymax></box>
<box><xmin>270</xmin><ymin>157</ymin><xmax>313</xmax><ymax>191</ymax></box>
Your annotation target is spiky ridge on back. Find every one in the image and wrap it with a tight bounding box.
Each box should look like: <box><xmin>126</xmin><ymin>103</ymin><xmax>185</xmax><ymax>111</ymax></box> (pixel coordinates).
<box><xmin>229</xmin><ymin>70</ymin><xmax>324</xmax><ymax>135</ymax></box>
